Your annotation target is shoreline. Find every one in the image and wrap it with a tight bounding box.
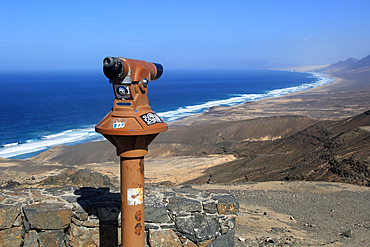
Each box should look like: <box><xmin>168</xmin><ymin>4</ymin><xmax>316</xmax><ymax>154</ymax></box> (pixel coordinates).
<box><xmin>171</xmin><ymin>72</ymin><xmax>369</xmax><ymax>126</ymax></box>
<box><xmin>160</xmin><ymin>71</ymin><xmax>334</xmax><ymax>123</ymax></box>
<box><xmin>1</xmin><ymin>70</ymin><xmax>334</xmax><ymax>160</ymax></box>
<box><xmin>2</xmin><ymin>70</ymin><xmax>370</xmax><ymax>160</ymax></box>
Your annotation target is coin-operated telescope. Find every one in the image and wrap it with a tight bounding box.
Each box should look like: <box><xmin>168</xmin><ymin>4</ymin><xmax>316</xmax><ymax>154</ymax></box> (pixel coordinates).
<box><xmin>95</xmin><ymin>57</ymin><xmax>167</xmax><ymax>246</ymax></box>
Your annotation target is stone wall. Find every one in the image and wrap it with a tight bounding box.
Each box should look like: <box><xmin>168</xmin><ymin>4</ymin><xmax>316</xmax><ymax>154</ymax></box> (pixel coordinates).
<box><xmin>0</xmin><ymin>185</ymin><xmax>238</xmax><ymax>247</ymax></box>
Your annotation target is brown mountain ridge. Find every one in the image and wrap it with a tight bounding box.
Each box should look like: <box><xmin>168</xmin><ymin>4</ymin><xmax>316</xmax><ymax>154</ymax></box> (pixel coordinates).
<box><xmin>184</xmin><ymin>111</ymin><xmax>370</xmax><ymax>186</ymax></box>
<box><xmin>317</xmin><ymin>54</ymin><xmax>370</xmax><ymax>74</ymax></box>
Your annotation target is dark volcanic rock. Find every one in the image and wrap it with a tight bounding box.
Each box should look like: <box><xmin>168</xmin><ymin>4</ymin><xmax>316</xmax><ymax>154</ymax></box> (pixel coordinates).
<box><xmin>166</xmin><ymin>196</ymin><xmax>203</xmax><ymax>216</ymax></box>
<box><xmin>175</xmin><ymin>213</ymin><xmax>220</xmax><ymax>242</ymax></box>
<box><xmin>145</xmin><ymin>194</ymin><xmax>171</xmax><ymax>223</ymax></box>
<box><xmin>23</xmin><ymin>203</ymin><xmax>72</xmax><ymax>230</ymax></box>
<box><xmin>208</xmin><ymin>229</ymin><xmax>234</xmax><ymax>247</ymax></box>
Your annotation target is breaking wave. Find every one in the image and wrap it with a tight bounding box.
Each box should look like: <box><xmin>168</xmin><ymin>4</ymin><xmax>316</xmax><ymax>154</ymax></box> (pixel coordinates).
<box><xmin>158</xmin><ymin>73</ymin><xmax>335</xmax><ymax>122</ymax></box>
<box><xmin>0</xmin><ymin>127</ymin><xmax>102</xmax><ymax>159</ymax></box>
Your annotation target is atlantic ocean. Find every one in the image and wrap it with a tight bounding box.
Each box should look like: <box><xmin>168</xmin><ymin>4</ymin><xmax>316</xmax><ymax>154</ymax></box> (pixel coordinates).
<box><xmin>0</xmin><ymin>69</ymin><xmax>334</xmax><ymax>159</ymax></box>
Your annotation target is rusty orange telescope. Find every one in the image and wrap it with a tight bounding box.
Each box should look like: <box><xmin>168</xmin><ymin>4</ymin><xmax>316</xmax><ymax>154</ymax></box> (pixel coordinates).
<box><xmin>95</xmin><ymin>57</ymin><xmax>167</xmax><ymax>246</ymax></box>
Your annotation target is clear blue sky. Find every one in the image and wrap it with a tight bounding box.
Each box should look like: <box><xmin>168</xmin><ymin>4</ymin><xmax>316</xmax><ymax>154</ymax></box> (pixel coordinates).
<box><xmin>1</xmin><ymin>0</ymin><xmax>370</xmax><ymax>71</ymax></box>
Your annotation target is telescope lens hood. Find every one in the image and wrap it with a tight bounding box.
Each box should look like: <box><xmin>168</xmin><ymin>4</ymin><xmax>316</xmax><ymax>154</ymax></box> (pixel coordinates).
<box><xmin>152</xmin><ymin>63</ymin><xmax>163</xmax><ymax>80</ymax></box>
<box><xmin>103</xmin><ymin>56</ymin><xmax>124</xmax><ymax>80</ymax></box>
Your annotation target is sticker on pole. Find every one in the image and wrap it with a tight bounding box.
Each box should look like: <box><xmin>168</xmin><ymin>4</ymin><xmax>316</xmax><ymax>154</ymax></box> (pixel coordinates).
<box><xmin>127</xmin><ymin>188</ymin><xmax>143</xmax><ymax>206</ymax></box>
<box><xmin>140</xmin><ymin>112</ymin><xmax>163</xmax><ymax>126</ymax></box>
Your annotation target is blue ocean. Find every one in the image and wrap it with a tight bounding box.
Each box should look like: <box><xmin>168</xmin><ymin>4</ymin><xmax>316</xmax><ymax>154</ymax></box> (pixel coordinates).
<box><xmin>0</xmin><ymin>69</ymin><xmax>334</xmax><ymax>159</ymax></box>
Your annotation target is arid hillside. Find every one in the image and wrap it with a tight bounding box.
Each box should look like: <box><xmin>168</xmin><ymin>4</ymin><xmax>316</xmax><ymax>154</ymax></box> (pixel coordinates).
<box><xmin>186</xmin><ymin>111</ymin><xmax>370</xmax><ymax>186</ymax></box>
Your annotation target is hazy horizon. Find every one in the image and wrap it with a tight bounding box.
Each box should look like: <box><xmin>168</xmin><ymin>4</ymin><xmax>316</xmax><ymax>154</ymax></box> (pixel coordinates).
<box><xmin>1</xmin><ymin>0</ymin><xmax>370</xmax><ymax>71</ymax></box>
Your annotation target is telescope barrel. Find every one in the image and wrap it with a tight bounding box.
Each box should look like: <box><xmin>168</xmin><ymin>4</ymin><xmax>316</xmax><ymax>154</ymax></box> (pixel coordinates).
<box><xmin>152</xmin><ymin>63</ymin><xmax>163</xmax><ymax>80</ymax></box>
<box><xmin>103</xmin><ymin>56</ymin><xmax>124</xmax><ymax>80</ymax></box>
<box><xmin>103</xmin><ymin>56</ymin><xmax>163</xmax><ymax>81</ymax></box>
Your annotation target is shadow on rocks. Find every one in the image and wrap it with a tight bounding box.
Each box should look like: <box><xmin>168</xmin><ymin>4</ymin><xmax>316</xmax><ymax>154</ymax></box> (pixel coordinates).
<box><xmin>74</xmin><ymin>187</ymin><xmax>121</xmax><ymax>247</ymax></box>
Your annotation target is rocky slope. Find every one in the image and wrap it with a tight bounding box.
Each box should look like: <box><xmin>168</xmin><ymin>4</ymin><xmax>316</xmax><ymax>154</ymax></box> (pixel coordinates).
<box><xmin>185</xmin><ymin>111</ymin><xmax>370</xmax><ymax>186</ymax></box>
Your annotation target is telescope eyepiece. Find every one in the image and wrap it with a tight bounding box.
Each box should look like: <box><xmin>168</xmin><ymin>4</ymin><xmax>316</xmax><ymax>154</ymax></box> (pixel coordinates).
<box><xmin>103</xmin><ymin>56</ymin><xmax>124</xmax><ymax>80</ymax></box>
<box><xmin>103</xmin><ymin>57</ymin><xmax>114</xmax><ymax>67</ymax></box>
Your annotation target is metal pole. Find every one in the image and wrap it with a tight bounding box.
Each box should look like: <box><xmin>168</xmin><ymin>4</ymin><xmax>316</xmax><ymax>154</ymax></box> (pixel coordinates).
<box><xmin>120</xmin><ymin>156</ymin><xmax>145</xmax><ymax>246</ymax></box>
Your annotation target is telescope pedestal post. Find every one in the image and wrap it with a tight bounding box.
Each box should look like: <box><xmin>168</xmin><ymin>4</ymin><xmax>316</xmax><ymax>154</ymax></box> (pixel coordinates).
<box><xmin>120</xmin><ymin>155</ymin><xmax>145</xmax><ymax>247</ymax></box>
<box><xmin>95</xmin><ymin>56</ymin><xmax>167</xmax><ymax>247</ymax></box>
<box><xmin>97</xmin><ymin>135</ymin><xmax>161</xmax><ymax>246</ymax></box>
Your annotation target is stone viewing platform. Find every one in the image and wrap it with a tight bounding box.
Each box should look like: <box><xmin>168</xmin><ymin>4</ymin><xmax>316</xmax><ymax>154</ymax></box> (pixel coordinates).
<box><xmin>0</xmin><ymin>184</ymin><xmax>238</xmax><ymax>246</ymax></box>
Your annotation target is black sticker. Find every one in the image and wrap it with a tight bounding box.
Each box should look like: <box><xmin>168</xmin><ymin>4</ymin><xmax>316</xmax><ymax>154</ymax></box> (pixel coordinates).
<box><xmin>140</xmin><ymin>112</ymin><xmax>163</xmax><ymax>126</ymax></box>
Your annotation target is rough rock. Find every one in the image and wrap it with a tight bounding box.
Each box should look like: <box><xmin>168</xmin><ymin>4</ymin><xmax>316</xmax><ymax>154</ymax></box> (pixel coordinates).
<box><xmin>0</xmin><ymin>203</ymin><xmax>21</xmax><ymax>229</ymax></box>
<box><xmin>175</xmin><ymin>213</ymin><xmax>220</xmax><ymax>242</ymax></box>
<box><xmin>212</xmin><ymin>195</ymin><xmax>239</xmax><ymax>214</ymax></box>
<box><xmin>0</xmin><ymin>226</ymin><xmax>23</xmax><ymax>246</ymax></box>
<box><xmin>342</xmin><ymin>229</ymin><xmax>353</xmax><ymax>238</ymax></box>
<box><xmin>202</xmin><ymin>200</ymin><xmax>218</xmax><ymax>214</ymax></box>
<box><xmin>166</xmin><ymin>196</ymin><xmax>202</xmax><ymax>216</ymax></box>
<box><xmin>40</xmin><ymin>168</ymin><xmax>115</xmax><ymax>188</ymax></box>
<box><xmin>23</xmin><ymin>230</ymin><xmax>39</xmax><ymax>247</ymax></box>
<box><xmin>69</xmin><ymin>223</ymin><xmax>100</xmax><ymax>246</ymax></box>
<box><xmin>23</xmin><ymin>203</ymin><xmax>72</xmax><ymax>230</ymax></box>
<box><xmin>179</xmin><ymin>236</ymin><xmax>198</xmax><ymax>247</ymax></box>
<box><xmin>145</xmin><ymin>194</ymin><xmax>171</xmax><ymax>223</ymax></box>
<box><xmin>38</xmin><ymin>230</ymin><xmax>66</xmax><ymax>247</ymax></box>
<box><xmin>207</xmin><ymin>229</ymin><xmax>235</xmax><ymax>247</ymax></box>
<box><xmin>149</xmin><ymin>229</ymin><xmax>183</xmax><ymax>247</ymax></box>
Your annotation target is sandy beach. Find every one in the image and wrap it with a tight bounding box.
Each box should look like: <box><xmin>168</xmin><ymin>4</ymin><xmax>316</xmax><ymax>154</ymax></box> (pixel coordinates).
<box><xmin>172</xmin><ymin>74</ymin><xmax>370</xmax><ymax>127</ymax></box>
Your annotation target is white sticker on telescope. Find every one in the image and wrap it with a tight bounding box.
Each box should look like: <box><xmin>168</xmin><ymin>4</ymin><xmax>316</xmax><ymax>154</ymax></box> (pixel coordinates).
<box><xmin>140</xmin><ymin>112</ymin><xmax>163</xmax><ymax>126</ymax></box>
<box><xmin>127</xmin><ymin>188</ymin><xmax>143</xmax><ymax>206</ymax></box>
<box><xmin>111</xmin><ymin>118</ymin><xmax>127</xmax><ymax>129</ymax></box>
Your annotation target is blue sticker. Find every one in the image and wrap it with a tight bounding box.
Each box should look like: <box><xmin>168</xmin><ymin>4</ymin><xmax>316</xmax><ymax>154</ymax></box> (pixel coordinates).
<box><xmin>111</xmin><ymin>119</ymin><xmax>127</xmax><ymax>129</ymax></box>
